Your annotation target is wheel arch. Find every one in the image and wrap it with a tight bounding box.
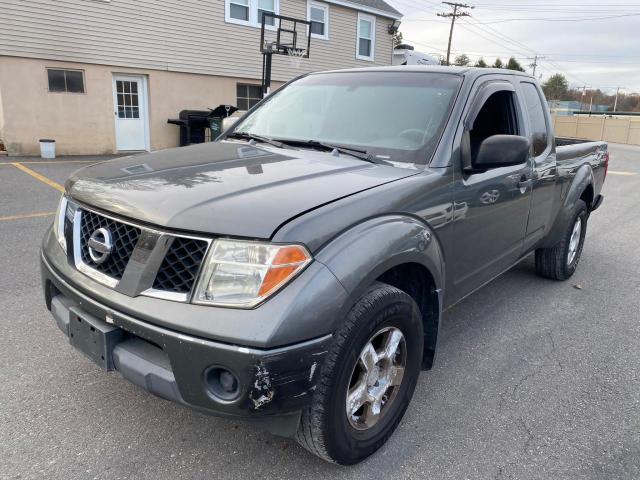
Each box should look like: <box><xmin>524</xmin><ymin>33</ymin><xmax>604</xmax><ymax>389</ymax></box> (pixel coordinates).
<box><xmin>540</xmin><ymin>164</ymin><xmax>594</xmax><ymax>248</ymax></box>
<box><xmin>315</xmin><ymin>215</ymin><xmax>445</xmax><ymax>370</ymax></box>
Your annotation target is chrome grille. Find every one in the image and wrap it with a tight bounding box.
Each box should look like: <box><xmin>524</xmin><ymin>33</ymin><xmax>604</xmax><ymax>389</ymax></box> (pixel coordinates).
<box><xmin>152</xmin><ymin>237</ymin><xmax>209</xmax><ymax>294</ymax></box>
<box><xmin>79</xmin><ymin>210</ymin><xmax>141</xmax><ymax>279</ymax></box>
<box><xmin>73</xmin><ymin>207</ymin><xmax>211</xmax><ymax>301</ymax></box>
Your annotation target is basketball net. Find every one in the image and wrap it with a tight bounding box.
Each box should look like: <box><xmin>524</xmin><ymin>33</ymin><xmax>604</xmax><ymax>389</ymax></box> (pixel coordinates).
<box><xmin>286</xmin><ymin>47</ymin><xmax>305</xmax><ymax>68</ymax></box>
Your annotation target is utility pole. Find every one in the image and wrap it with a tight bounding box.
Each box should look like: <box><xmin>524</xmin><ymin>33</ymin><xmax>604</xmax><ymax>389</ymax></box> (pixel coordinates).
<box><xmin>613</xmin><ymin>86</ymin><xmax>623</xmax><ymax>112</ymax></box>
<box><xmin>527</xmin><ymin>55</ymin><xmax>546</xmax><ymax>76</ymax></box>
<box><xmin>579</xmin><ymin>86</ymin><xmax>591</xmax><ymax>112</ymax></box>
<box><xmin>437</xmin><ymin>2</ymin><xmax>474</xmax><ymax>66</ymax></box>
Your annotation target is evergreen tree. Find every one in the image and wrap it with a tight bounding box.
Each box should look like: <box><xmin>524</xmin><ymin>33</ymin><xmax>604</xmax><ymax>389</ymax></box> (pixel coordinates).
<box><xmin>506</xmin><ymin>57</ymin><xmax>525</xmax><ymax>72</ymax></box>
<box><xmin>542</xmin><ymin>74</ymin><xmax>569</xmax><ymax>100</ymax></box>
<box><xmin>454</xmin><ymin>54</ymin><xmax>471</xmax><ymax>66</ymax></box>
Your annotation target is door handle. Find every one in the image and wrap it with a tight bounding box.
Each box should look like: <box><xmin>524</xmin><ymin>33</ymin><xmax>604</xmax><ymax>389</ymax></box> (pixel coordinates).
<box><xmin>518</xmin><ymin>175</ymin><xmax>532</xmax><ymax>192</ymax></box>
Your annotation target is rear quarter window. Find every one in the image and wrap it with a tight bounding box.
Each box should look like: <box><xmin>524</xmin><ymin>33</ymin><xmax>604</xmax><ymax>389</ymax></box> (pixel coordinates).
<box><xmin>521</xmin><ymin>82</ymin><xmax>549</xmax><ymax>156</ymax></box>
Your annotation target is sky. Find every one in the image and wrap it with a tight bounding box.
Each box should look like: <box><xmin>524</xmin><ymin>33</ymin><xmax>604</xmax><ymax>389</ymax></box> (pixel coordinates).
<box><xmin>387</xmin><ymin>0</ymin><xmax>640</xmax><ymax>95</ymax></box>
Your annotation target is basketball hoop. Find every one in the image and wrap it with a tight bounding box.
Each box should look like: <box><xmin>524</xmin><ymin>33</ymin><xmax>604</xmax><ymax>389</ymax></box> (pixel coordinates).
<box><xmin>284</xmin><ymin>47</ymin><xmax>305</xmax><ymax>68</ymax></box>
<box><xmin>259</xmin><ymin>13</ymin><xmax>311</xmax><ymax>96</ymax></box>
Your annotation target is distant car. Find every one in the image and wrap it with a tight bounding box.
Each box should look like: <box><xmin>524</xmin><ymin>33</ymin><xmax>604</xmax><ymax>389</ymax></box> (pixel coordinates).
<box><xmin>41</xmin><ymin>66</ymin><xmax>607</xmax><ymax>465</ymax></box>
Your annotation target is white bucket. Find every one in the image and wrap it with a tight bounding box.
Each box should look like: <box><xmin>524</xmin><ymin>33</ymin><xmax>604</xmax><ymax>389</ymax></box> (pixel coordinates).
<box><xmin>39</xmin><ymin>139</ymin><xmax>56</xmax><ymax>159</ymax></box>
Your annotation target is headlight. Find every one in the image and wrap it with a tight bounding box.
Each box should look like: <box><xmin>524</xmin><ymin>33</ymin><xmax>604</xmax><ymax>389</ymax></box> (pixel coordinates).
<box><xmin>54</xmin><ymin>195</ymin><xmax>68</xmax><ymax>253</ymax></box>
<box><xmin>193</xmin><ymin>239</ymin><xmax>312</xmax><ymax>308</ymax></box>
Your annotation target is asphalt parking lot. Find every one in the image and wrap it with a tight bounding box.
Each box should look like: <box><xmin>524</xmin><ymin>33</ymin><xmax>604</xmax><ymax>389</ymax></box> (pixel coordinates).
<box><xmin>1</xmin><ymin>144</ymin><xmax>639</xmax><ymax>479</ymax></box>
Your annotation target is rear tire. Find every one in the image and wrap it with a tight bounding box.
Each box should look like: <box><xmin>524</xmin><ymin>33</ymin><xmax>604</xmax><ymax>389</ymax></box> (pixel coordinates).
<box><xmin>295</xmin><ymin>282</ymin><xmax>423</xmax><ymax>464</ymax></box>
<box><xmin>535</xmin><ymin>199</ymin><xmax>588</xmax><ymax>280</ymax></box>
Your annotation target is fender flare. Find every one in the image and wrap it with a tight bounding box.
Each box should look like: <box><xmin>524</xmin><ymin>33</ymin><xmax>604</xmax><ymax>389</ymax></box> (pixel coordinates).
<box><xmin>315</xmin><ymin>214</ymin><xmax>445</xmax><ymax>368</ymax></box>
<box><xmin>540</xmin><ymin>164</ymin><xmax>594</xmax><ymax>248</ymax></box>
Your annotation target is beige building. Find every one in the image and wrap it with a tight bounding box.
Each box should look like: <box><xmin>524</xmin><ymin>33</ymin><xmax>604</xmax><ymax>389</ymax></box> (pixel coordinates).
<box><xmin>0</xmin><ymin>0</ymin><xmax>401</xmax><ymax>156</ymax></box>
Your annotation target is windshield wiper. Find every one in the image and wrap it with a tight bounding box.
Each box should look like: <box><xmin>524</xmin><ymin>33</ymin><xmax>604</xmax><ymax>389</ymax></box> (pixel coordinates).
<box><xmin>226</xmin><ymin>132</ymin><xmax>284</xmax><ymax>149</ymax></box>
<box><xmin>275</xmin><ymin>139</ymin><xmax>386</xmax><ymax>164</ymax></box>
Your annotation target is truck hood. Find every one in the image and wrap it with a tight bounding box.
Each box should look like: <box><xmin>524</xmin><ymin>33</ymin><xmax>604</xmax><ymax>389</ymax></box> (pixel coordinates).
<box><xmin>67</xmin><ymin>141</ymin><xmax>417</xmax><ymax>238</ymax></box>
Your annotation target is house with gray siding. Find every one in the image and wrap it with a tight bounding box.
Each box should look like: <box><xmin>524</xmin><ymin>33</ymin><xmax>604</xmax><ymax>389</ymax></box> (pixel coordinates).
<box><xmin>0</xmin><ymin>0</ymin><xmax>401</xmax><ymax>155</ymax></box>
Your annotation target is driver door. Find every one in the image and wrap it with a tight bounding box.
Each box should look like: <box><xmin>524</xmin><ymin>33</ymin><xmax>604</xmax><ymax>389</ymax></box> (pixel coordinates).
<box><xmin>449</xmin><ymin>79</ymin><xmax>533</xmax><ymax>303</ymax></box>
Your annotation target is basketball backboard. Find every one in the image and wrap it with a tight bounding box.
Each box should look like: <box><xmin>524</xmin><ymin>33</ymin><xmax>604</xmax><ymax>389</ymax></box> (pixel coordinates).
<box><xmin>260</xmin><ymin>12</ymin><xmax>311</xmax><ymax>58</ymax></box>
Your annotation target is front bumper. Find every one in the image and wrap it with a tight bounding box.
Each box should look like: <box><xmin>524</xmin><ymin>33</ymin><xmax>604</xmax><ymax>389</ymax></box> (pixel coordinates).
<box><xmin>41</xmin><ymin>252</ymin><xmax>332</xmax><ymax>436</ymax></box>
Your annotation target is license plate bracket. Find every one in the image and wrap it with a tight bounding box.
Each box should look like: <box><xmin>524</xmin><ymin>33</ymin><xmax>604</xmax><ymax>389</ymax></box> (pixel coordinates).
<box><xmin>69</xmin><ymin>307</ymin><xmax>125</xmax><ymax>371</ymax></box>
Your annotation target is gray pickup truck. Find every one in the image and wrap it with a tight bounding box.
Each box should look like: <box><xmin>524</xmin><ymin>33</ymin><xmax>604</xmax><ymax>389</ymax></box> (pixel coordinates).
<box><xmin>41</xmin><ymin>66</ymin><xmax>607</xmax><ymax>464</ymax></box>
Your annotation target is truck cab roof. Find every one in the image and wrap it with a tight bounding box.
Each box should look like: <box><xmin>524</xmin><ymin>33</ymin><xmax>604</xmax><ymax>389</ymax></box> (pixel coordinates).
<box><xmin>318</xmin><ymin>65</ymin><xmax>537</xmax><ymax>81</ymax></box>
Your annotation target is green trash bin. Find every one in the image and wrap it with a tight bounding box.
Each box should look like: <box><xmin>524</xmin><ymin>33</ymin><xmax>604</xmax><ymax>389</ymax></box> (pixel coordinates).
<box><xmin>208</xmin><ymin>105</ymin><xmax>239</xmax><ymax>140</ymax></box>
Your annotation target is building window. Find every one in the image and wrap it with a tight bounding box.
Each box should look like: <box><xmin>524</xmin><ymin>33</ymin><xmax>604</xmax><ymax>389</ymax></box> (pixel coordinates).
<box><xmin>225</xmin><ymin>0</ymin><xmax>278</xmax><ymax>27</ymax></box>
<box><xmin>47</xmin><ymin>69</ymin><xmax>85</xmax><ymax>93</ymax></box>
<box><xmin>237</xmin><ymin>83</ymin><xmax>262</xmax><ymax>111</ymax></box>
<box><xmin>308</xmin><ymin>1</ymin><xmax>329</xmax><ymax>39</ymax></box>
<box><xmin>356</xmin><ymin>13</ymin><xmax>375</xmax><ymax>61</ymax></box>
<box><xmin>258</xmin><ymin>0</ymin><xmax>276</xmax><ymax>26</ymax></box>
<box><xmin>229</xmin><ymin>0</ymin><xmax>249</xmax><ymax>22</ymax></box>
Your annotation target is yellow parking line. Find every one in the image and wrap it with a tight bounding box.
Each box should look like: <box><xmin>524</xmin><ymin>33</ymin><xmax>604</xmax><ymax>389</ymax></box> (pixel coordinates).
<box><xmin>608</xmin><ymin>170</ymin><xmax>637</xmax><ymax>176</ymax></box>
<box><xmin>0</xmin><ymin>211</ymin><xmax>56</xmax><ymax>222</ymax></box>
<box><xmin>11</xmin><ymin>162</ymin><xmax>65</xmax><ymax>193</ymax></box>
<box><xmin>0</xmin><ymin>160</ymin><xmax>94</xmax><ymax>165</ymax></box>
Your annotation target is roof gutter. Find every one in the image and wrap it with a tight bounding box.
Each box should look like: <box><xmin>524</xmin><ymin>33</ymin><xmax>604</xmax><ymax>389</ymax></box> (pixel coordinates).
<box><xmin>324</xmin><ymin>0</ymin><xmax>403</xmax><ymax>19</ymax></box>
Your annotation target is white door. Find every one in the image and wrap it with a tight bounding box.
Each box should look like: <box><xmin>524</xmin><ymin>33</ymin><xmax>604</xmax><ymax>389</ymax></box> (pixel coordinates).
<box><xmin>112</xmin><ymin>75</ymin><xmax>149</xmax><ymax>151</ymax></box>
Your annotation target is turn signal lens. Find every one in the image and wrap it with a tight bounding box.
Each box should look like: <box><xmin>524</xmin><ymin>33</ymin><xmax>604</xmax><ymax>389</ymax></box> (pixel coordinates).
<box><xmin>193</xmin><ymin>240</ymin><xmax>312</xmax><ymax>308</ymax></box>
<box><xmin>259</xmin><ymin>265</ymin><xmax>299</xmax><ymax>297</ymax></box>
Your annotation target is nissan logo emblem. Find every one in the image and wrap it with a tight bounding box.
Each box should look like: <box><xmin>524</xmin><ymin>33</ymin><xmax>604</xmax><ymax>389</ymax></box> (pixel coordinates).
<box><xmin>87</xmin><ymin>227</ymin><xmax>113</xmax><ymax>264</ymax></box>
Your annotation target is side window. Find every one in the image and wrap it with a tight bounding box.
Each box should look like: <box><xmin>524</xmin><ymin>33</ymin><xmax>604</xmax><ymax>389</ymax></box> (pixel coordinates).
<box><xmin>521</xmin><ymin>82</ymin><xmax>549</xmax><ymax>156</ymax></box>
<box><xmin>469</xmin><ymin>90</ymin><xmax>518</xmax><ymax>162</ymax></box>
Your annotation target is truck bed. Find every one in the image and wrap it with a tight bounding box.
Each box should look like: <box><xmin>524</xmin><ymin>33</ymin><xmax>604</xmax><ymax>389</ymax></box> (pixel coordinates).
<box><xmin>555</xmin><ymin>137</ymin><xmax>607</xmax><ymax>162</ymax></box>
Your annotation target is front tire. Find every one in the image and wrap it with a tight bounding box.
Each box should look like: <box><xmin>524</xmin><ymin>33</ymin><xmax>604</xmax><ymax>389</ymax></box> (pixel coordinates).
<box><xmin>535</xmin><ymin>199</ymin><xmax>588</xmax><ymax>280</ymax></box>
<box><xmin>296</xmin><ymin>282</ymin><xmax>423</xmax><ymax>464</ymax></box>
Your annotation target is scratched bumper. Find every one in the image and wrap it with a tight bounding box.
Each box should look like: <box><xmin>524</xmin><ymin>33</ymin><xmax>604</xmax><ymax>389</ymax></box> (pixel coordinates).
<box><xmin>41</xmin><ymin>252</ymin><xmax>332</xmax><ymax>425</ymax></box>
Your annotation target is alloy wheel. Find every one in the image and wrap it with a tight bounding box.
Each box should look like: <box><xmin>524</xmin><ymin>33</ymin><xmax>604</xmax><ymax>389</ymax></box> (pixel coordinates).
<box><xmin>567</xmin><ymin>217</ymin><xmax>582</xmax><ymax>266</ymax></box>
<box><xmin>345</xmin><ymin>327</ymin><xmax>407</xmax><ymax>430</ymax></box>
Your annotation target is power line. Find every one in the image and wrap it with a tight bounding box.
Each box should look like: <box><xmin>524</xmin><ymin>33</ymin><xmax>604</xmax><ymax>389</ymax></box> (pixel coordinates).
<box><xmin>397</xmin><ymin>2</ymin><xmax>635</xmax><ymax>88</ymax></box>
<box><xmin>456</xmin><ymin>21</ymin><xmax>532</xmax><ymax>57</ymax></box>
<box><xmin>460</xmin><ymin>16</ymin><xmax>538</xmax><ymax>55</ymax></box>
<box><xmin>407</xmin><ymin>12</ymin><xmax>640</xmax><ymax>23</ymax></box>
<box><xmin>469</xmin><ymin>12</ymin><xmax>640</xmax><ymax>23</ymax></box>
<box><xmin>472</xmin><ymin>2</ymin><xmax>640</xmax><ymax>7</ymax></box>
<box><xmin>457</xmin><ymin>15</ymin><xmax>594</xmax><ymax>84</ymax></box>
<box><xmin>437</xmin><ymin>2</ymin><xmax>475</xmax><ymax>65</ymax></box>
<box><xmin>459</xmin><ymin>21</ymin><xmax>592</xmax><ymax>86</ymax></box>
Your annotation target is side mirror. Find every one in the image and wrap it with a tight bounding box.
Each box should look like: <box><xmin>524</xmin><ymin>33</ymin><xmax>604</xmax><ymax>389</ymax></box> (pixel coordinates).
<box><xmin>474</xmin><ymin>134</ymin><xmax>530</xmax><ymax>169</ymax></box>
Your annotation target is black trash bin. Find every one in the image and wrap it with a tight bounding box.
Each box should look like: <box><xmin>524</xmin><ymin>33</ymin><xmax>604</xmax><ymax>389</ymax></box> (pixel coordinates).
<box><xmin>168</xmin><ymin>105</ymin><xmax>239</xmax><ymax>147</ymax></box>
<box><xmin>208</xmin><ymin>105</ymin><xmax>239</xmax><ymax>140</ymax></box>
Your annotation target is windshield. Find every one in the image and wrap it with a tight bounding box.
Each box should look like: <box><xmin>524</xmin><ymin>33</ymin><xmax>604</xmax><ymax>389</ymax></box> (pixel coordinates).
<box><xmin>232</xmin><ymin>71</ymin><xmax>462</xmax><ymax>164</ymax></box>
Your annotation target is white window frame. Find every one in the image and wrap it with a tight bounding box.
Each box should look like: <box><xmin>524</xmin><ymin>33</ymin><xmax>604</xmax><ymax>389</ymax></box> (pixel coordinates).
<box><xmin>356</xmin><ymin>12</ymin><xmax>375</xmax><ymax>62</ymax></box>
<box><xmin>307</xmin><ymin>1</ymin><xmax>329</xmax><ymax>40</ymax></box>
<box><xmin>225</xmin><ymin>0</ymin><xmax>279</xmax><ymax>29</ymax></box>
